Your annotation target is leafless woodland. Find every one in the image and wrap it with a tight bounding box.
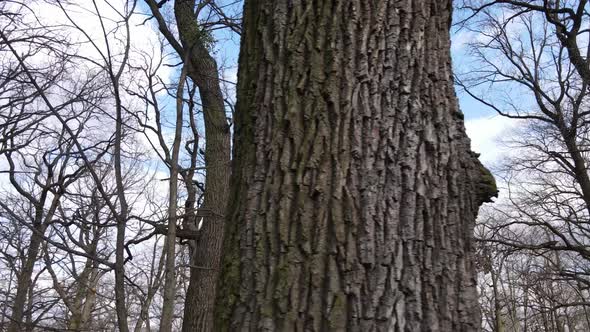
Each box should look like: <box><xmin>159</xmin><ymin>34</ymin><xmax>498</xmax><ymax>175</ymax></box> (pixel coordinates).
<box><xmin>0</xmin><ymin>0</ymin><xmax>589</xmax><ymax>331</ymax></box>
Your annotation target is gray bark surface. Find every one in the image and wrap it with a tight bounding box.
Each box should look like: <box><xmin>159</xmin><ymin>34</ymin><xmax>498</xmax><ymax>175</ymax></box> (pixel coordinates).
<box><xmin>216</xmin><ymin>1</ymin><xmax>495</xmax><ymax>331</ymax></box>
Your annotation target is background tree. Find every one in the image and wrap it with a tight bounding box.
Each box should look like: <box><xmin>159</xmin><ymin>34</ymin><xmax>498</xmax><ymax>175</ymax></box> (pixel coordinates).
<box><xmin>0</xmin><ymin>2</ymin><xmax>111</xmax><ymax>329</ymax></box>
<box><xmin>0</xmin><ymin>0</ymin><xmax>199</xmax><ymax>329</ymax></box>
<box><xmin>456</xmin><ymin>0</ymin><xmax>590</xmax><ymax>330</ymax></box>
<box><xmin>143</xmin><ymin>0</ymin><xmax>239</xmax><ymax>329</ymax></box>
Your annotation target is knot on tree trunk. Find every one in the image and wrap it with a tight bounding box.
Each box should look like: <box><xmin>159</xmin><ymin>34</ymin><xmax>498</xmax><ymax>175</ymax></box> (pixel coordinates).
<box><xmin>471</xmin><ymin>152</ymin><xmax>498</xmax><ymax>205</ymax></box>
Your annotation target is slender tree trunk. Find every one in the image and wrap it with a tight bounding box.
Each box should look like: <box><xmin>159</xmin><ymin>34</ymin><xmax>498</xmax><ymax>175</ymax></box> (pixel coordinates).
<box><xmin>113</xmin><ymin>86</ymin><xmax>130</xmax><ymax>332</ymax></box>
<box><xmin>491</xmin><ymin>271</ymin><xmax>504</xmax><ymax>332</ymax></box>
<box><xmin>8</xmin><ymin>224</ymin><xmax>44</xmax><ymax>332</ymax></box>
<box><xmin>174</xmin><ymin>1</ymin><xmax>231</xmax><ymax>330</ymax></box>
<box><xmin>67</xmin><ymin>251</ymin><xmax>101</xmax><ymax>330</ymax></box>
<box><xmin>562</xmin><ymin>134</ymin><xmax>590</xmax><ymax>215</ymax></box>
<box><xmin>159</xmin><ymin>63</ymin><xmax>187</xmax><ymax>332</ymax></box>
<box><xmin>68</xmin><ymin>261</ymin><xmax>94</xmax><ymax>330</ymax></box>
<box><xmin>1</xmin><ymin>269</ymin><xmax>14</xmax><ymax>328</ymax></box>
<box><xmin>215</xmin><ymin>1</ymin><xmax>495</xmax><ymax>331</ymax></box>
<box><xmin>8</xmin><ymin>197</ymin><xmax>58</xmax><ymax>332</ymax></box>
<box><xmin>134</xmin><ymin>245</ymin><xmax>165</xmax><ymax>332</ymax></box>
<box><xmin>523</xmin><ymin>283</ymin><xmax>529</xmax><ymax>332</ymax></box>
<box><xmin>79</xmin><ymin>268</ymin><xmax>100</xmax><ymax>329</ymax></box>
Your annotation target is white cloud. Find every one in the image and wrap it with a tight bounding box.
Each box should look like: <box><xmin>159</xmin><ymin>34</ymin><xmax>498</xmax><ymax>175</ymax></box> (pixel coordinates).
<box><xmin>451</xmin><ymin>30</ymin><xmax>474</xmax><ymax>53</ymax></box>
<box><xmin>465</xmin><ymin>115</ymin><xmax>520</xmax><ymax>166</ymax></box>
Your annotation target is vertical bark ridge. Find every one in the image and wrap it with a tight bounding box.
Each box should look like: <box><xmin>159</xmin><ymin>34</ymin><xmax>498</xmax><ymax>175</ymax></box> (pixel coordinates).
<box><xmin>216</xmin><ymin>1</ymin><xmax>493</xmax><ymax>331</ymax></box>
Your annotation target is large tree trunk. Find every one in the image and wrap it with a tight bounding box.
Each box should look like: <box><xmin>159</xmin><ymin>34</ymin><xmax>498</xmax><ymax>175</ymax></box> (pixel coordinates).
<box><xmin>215</xmin><ymin>1</ymin><xmax>495</xmax><ymax>331</ymax></box>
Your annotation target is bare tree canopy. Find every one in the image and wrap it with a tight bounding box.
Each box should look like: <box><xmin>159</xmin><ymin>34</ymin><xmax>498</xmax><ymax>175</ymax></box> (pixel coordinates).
<box><xmin>457</xmin><ymin>1</ymin><xmax>590</xmax><ymax>331</ymax></box>
<box><xmin>17</xmin><ymin>0</ymin><xmax>590</xmax><ymax>331</ymax></box>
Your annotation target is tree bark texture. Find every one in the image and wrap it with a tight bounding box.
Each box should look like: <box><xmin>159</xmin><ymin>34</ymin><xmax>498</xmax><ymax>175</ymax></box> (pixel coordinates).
<box><xmin>215</xmin><ymin>1</ymin><xmax>495</xmax><ymax>331</ymax></box>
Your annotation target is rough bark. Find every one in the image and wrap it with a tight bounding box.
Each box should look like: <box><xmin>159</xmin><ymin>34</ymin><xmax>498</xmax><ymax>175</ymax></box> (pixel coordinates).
<box><xmin>173</xmin><ymin>1</ymin><xmax>232</xmax><ymax>330</ymax></box>
<box><xmin>215</xmin><ymin>1</ymin><xmax>495</xmax><ymax>331</ymax></box>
